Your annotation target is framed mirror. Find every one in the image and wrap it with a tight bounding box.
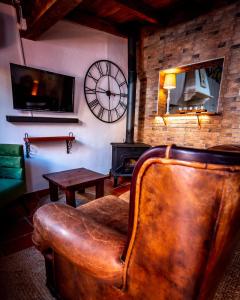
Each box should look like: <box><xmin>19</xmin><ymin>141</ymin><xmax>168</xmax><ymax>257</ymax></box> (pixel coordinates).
<box><xmin>158</xmin><ymin>58</ymin><xmax>224</xmax><ymax>115</ymax></box>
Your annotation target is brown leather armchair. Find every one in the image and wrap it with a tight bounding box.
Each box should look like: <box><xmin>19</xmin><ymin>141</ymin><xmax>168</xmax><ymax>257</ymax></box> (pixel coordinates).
<box><xmin>33</xmin><ymin>145</ymin><xmax>240</xmax><ymax>300</ymax></box>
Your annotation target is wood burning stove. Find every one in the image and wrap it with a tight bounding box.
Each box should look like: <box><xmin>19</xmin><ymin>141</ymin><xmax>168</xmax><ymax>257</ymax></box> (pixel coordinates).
<box><xmin>110</xmin><ymin>31</ymin><xmax>150</xmax><ymax>186</ymax></box>
<box><xmin>111</xmin><ymin>142</ymin><xmax>150</xmax><ymax>186</ymax></box>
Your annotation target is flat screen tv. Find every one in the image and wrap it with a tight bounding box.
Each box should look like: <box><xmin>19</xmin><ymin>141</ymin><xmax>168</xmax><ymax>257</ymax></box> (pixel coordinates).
<box><xmin>10</xmin><ymin>63</ymin><xmax>75</xmax><ymax>112</ymax></box>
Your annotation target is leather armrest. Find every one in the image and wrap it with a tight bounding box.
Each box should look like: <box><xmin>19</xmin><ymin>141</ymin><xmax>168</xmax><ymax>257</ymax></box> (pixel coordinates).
<box><xmin>33</xmin><ymin>203</ymin><xmax>126</xmax><ymax>286</ymax></box>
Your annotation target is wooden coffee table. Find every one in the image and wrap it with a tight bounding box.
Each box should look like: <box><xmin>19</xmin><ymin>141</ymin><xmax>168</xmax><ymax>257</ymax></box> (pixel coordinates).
<box><xmin>43</xmin><ymin>168</ymin><xmax>109</xmax><ymax>208</ymax></box>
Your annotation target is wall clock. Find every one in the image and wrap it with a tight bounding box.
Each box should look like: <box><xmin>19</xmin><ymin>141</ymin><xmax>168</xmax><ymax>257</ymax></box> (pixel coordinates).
<box><xmin>84</xmin><ymin>60</ymin><xmax>128</xmax><ymax>123</ymax></box>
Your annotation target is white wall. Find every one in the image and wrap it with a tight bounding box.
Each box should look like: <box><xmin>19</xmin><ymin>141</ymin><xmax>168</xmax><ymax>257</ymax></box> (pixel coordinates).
<box><xmin>0</xmin><ymin>3</ymin><xmax>128</xmax><ymax>191</ymax></box>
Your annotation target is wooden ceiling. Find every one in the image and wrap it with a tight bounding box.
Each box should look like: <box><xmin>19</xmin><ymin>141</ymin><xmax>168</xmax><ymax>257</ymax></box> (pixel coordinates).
<box><xmin>0</xmin><ymin>0</ymin><xmax>237</xmax><ymax>40</ymax></box>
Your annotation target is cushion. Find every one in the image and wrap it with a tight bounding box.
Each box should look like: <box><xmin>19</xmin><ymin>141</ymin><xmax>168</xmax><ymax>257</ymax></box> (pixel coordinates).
<box><xmin>118</xmin><ymin>190</ymin><xmax>130</xmax><ymax>202</ymax></box>
<box><xmin>0</xmin><ymin>167</ymin><xmax>23</xmax><ymax>179</ymax></box>
<box><xmin>0</xmin><ymin>156</ymin><xmax>22</xmax><ymax>168</ymax></box>
<box><xmin>0</xmin><ymin>178</ymin><xmax>25</xmax><ymax>208</ymax></box>
<box><xmin>0</xmin><ymin>144</ymin><xmax>23</xmax><ymax>157</ymax></box>
<box><xmin>78</xmin><ymin>195</ymin><xmax>129</xmax><ymax>235</ymax></box>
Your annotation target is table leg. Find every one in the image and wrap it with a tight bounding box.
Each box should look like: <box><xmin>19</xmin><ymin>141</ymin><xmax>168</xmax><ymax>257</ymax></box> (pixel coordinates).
<box><xmin>113</xmin><ymin>176</ymin><xmax>118</xmax><ymax>187</ymax></box>
<box><xmin>49</xmin><ymin>182</ymin><xmax>58</xmax><ymax>202</ymax></box>
<box><xmin>96</xmin><ymin>181</ymin><xmax>104</xmax><ymax>198</ymax></box>
<box><xmin>65</xmin><ymin>189</ymin><xmax>76</xmax><ymax>208</ymax></box>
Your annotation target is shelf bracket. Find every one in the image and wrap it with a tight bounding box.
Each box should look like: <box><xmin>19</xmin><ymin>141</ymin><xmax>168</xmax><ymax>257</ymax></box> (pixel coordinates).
<box><xmin>196</xmin><ymin>114</ymin><xmax>201</xmax><ymax>129</ymax></box>
<box><xmin>162</xmin><ymin>116</ymin><xmax>167</xmax><ymax>126</ymax></box>
<box><xmin>24</xmin><ymin>133</ymin><xmax>30</xmax><ymax>158</ymax></box>
<box><xmin>66</xmin><ymin>132</ymin><xmax>74</xmax><ymax>154</ymax></box>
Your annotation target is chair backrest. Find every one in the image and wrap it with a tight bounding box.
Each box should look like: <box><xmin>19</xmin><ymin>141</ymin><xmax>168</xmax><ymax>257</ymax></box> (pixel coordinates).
<box><xmin>0</xmin><ymin>144</ymin><xmax>25</xmax><ymax>180</ymax></box>
<box><xmin>123</xmin><ymin>145</ymin><xmax>240</xmax><ymax>300</ymax></box>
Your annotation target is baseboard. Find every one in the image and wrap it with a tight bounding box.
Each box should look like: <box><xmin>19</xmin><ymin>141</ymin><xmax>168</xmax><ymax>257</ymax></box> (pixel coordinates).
<box><xmin>24</xmin><ymin>188</ymin><xmax>49</xmax><ymax>200</ymax></box>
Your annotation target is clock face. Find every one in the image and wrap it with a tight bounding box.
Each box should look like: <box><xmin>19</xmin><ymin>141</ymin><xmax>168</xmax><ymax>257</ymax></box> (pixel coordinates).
<box><xmin>84</xmin><ymin>60</ymin><xmax>128</xmax><ymax>123</ymax></box>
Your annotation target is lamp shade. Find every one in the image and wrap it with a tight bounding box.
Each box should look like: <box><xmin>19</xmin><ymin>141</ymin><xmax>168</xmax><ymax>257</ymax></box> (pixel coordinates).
<box><xmin>163</xmin><ymin>73</ymin><xmax>176</xmax><ymax>90</ymax></box>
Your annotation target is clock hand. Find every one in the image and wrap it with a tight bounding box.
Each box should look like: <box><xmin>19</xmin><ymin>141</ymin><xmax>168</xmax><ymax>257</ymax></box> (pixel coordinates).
<box><xmin>108</xmin><ymin>74</ymin><xmax>110</xmax><ymax>92</ymax></box>
<box><xmin>111</xmin><ymin>93</ymin><xmax>127</xmax><ymax>97</ymax></box>
<box><xmin>98</xmin><ymin>87</ymin><xmax>107</xmax><ymax>92</ymax></box>
<box><xmin>105</xmin><ymin>75</ymin><xmax>111</xmax><ymax>106</ymax></box>
<box><xmin>96</xmin><ymin>90</ymin><xmax>107</xmax><ymax>94</ymax></box>
<box><xmin>109</xmin><ymin>92</ymin><xmax>120</xmax><ymax>97</ymax></box>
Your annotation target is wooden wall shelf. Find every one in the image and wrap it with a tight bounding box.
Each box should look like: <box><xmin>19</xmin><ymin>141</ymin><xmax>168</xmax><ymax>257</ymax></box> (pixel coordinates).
<box><xmin>6</xmin><ymin>115</ymin><xmax>79</xmax><ymax>123</ymax></box>
<box><xmin>24</xmin><ymin>133</ymin><xmax>75</xmax><ymax>158</ymax></box>
<box><xmin>162</xmin><ymin>112</ymin><xmax>219</xmax><ymax>117</ymax></box>
<box><xmin>160</xmin><ymin>112</ymin><xmax>220</xmax><ymax>128</ymax></box>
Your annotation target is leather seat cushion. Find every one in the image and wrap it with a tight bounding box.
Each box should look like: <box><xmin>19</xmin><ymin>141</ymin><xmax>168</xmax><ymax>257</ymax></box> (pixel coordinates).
<box><xmin>118</xmin><ymin>190</ymin><xmax>130</xmax><ymax>203</ymax></box>
<box><xmin>78</xmin><ymin>195</ymin><xmax>129</xmax><ymax>235</ymax></box>
<box><xmin>33</xmin><ymin>198</ymin><xmax>129</xmax><ymax>285</ymax></box>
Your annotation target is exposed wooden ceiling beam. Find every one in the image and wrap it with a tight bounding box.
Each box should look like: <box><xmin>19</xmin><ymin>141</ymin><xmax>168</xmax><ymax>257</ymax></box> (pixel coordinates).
<box><xmin>66</xmin><ymin>9</ymin><xmax>128</xmax><ymax>38</ymax></box>
<box><xmin>114</xmin><ymin>0</ymin><xmax>159</xmax><ymax>24</ymax></box>
<box><xmin>0</xmin><ymin>0</ymin><xmax>13</xmax><ymax>4</ymax></box>
<box><xmin>150</xmin><ymin>0</ymin><xmax>238</xmax><ymax>28</ymax></box>
<box><xmin>20</xmin><ymin>0</ymin><xmax>83</xmax><ymax>40</ymax></box>
<box><xmin>14</xmin><ymin>0</ymin><xmax>238</xmax><ymax>41</ymax></box>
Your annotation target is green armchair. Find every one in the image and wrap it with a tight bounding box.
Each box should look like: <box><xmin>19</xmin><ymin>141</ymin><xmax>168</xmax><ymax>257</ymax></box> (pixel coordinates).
<box><xmin>0</xmin><ymin>144</ymin><xmax>26</xmax><ymax>209</ymax></box>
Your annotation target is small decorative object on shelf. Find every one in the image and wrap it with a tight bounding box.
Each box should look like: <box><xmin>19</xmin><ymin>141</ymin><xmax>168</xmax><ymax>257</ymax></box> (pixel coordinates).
<box><xmin>23</xmin><ymin>132</ymin><xmax>75</xmax><ymax>158</ymax></box>
<box><xmin>159</xmin><ymin>112</ymin><xmax>220</xmax><ymax>129</ymax></box>
<box><xmin>178</xmin><ymin>108</ymin><xmax>207</xmax><ymax>114</ymax></box>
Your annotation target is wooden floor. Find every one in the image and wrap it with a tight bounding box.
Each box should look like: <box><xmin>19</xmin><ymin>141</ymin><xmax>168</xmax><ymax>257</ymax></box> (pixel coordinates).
<box><xmin>0</xmin><ymin>178</ymin><xmax>130</xmax><ymax>256</ymax></box>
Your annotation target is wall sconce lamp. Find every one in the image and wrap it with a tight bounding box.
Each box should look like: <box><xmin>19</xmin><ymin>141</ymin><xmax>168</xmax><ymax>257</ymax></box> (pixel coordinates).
<box><xmin>163</xmin><ymin>73</ymin><xmax>176</xmax><ymax>114</ymax></box>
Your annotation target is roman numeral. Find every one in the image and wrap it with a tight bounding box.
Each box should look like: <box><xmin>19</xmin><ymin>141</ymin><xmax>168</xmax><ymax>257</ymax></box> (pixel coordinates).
<box><xmin>115</xmin><ymin>69</ymin><xmax>119</xmax><ymax>79</ymax></box>
<box><xmin>98</xmin><ymin>106</ymin><xmax>105</xmax><ymax>119</ymax></box>
<box><xmin>120</xmin><ymin>93</ymin><xmax>128</xmax><ymax>98</ymax></box>
<box><xmin>106</xmin><ymin>62</ymin><xmax>111</xmax><ymax>76</ymax></box>
<box><xmin>85</xmin><ymin>87</ymin><xmax>96</xmax><ymax>94</ymax></box>
<box><xmin>114</xmin><ymin>108</ymin><xmax>120</xmax><ymax>118</ymax></box>
<box><xmin>108</xmin><ymin>110</ymin><xmax>112</xmax><ymax>122</ymax></box>
<box><xmin>119</xmin><ymin>80</ymin><xmax>127</xmax><ymax>87</ymax></box>
<box><xmin>89</xmin><ymin>99</ymin><xmax>99</xmax><ymax>109</ymax></box>
<box><xmin>95</xmin><ymin>62</ymin><xmax>104</xmax><ymax>76</ymax></box>
<box><xmin>88</xmin><ymin>72</ymin><xmax>98</xmax><ymax>83</ymax></box>
<box><xmin>119</xmin><ymin>100</ymin><xmax>127</xmax><ymax>110</ymax></box>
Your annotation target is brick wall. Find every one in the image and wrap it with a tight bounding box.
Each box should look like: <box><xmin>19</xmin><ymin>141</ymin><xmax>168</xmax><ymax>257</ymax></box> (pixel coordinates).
<box><xmin>135</xmin><ymin>2</ymin><xmax>240</xmax><ymax>148</ymax></box>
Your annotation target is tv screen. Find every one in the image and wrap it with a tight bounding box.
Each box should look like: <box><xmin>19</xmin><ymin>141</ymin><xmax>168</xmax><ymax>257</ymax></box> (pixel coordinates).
<box><xmin>10</xmin><ymin>63</ymin><xmax>75</xmax><ymax>112</ymax></box>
